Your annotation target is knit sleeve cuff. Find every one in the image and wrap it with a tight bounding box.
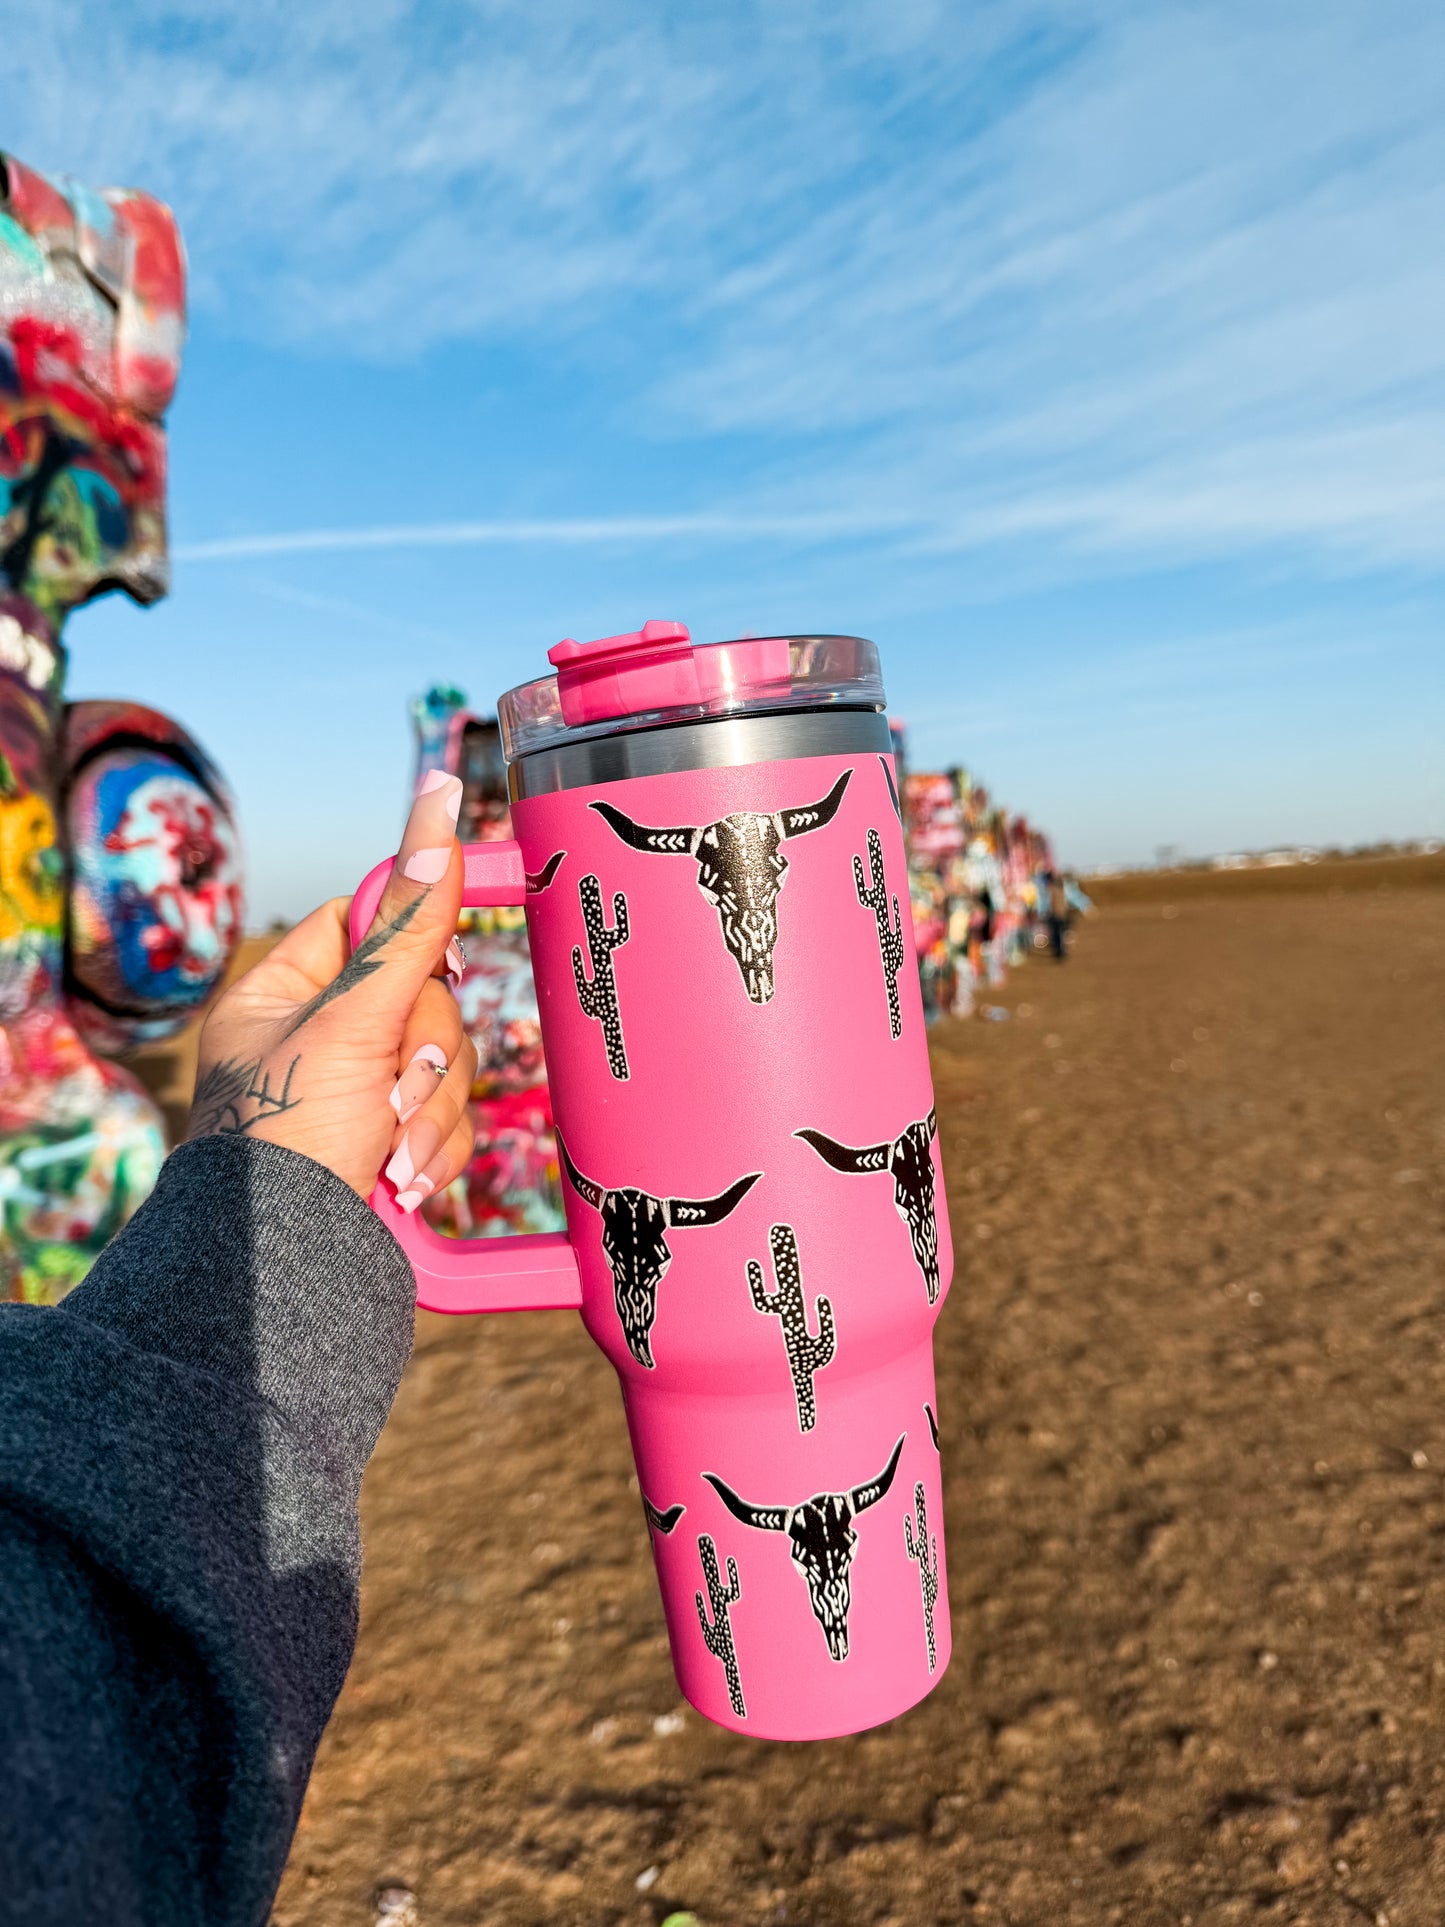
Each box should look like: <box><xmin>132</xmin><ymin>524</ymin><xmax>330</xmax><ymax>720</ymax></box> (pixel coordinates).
<box><xmin>62</xmin><ymin>1135</ymin><xmax>416</xmax><ymax>1476</ymax></box>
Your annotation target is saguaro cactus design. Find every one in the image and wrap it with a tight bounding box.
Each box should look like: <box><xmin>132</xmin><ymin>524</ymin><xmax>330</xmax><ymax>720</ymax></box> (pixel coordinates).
<box><xmin>572</xmin><ymin>873</ymin><xmax>630</xmax><ymax>1078</ymax></box>
<box><xmin>904</xmin><ymin>1481</ymin><xmax>940</xmax><ymax>1673</ymax></box>
<box><xmin>695</xmin><ymin>1534</ymin><xmax>746</xmax><ymax>1717</ymax></box>
<box><xmin>854</xmin><ymin>828</ymin><xmax>905</xmax><ymax>1039</ymax></box>
<box><xmin>748</xmin><ymin>1223</ymin><xmax>836</xmax><ymax>1433</ymax></box>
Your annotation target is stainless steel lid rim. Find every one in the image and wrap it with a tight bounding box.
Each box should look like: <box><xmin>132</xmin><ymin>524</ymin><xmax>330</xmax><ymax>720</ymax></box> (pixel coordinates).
<box><xmin>509</xmin><ymin>707</ymin><xmax>894</xmax><ymax>799</ymax></box>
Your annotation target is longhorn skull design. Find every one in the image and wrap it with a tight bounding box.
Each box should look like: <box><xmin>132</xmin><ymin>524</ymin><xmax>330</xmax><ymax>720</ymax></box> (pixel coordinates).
<box><xmin>795</xmin><ymin>1109</ymin><xmax>942</xmax><ymax>1303</ymax></box>
<box><xmin>525</xmin><ymin>849</ymin><xmax>566</xmax><ymax>892</ymax></box>
<box><xmin>590</xmin><ymin>769</ymin><xmax>852</xmax><ymax>1004</ymax></box>
<box><xmin>642</xmin><ymin>1494</ymin><xmax>685</xmax><ymax>1535</ymax></box>
<box><xmin>705</xmin><ymin>1435</ymin><xmax>905</xmax><ymax>1661</ymax></box>
<box><xmin>880</xmin><ymin>756</ymin><xmax>902</xmax><ymax>824</ymax></box>
<box><xmin>558</xmin><ymin>1134</ymin><xmax>761</xmax><ymax>1368</ymax></box>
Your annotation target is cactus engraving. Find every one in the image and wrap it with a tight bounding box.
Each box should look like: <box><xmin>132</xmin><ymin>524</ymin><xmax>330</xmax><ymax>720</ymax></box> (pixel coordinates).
<box><xmin>904</xmin><ymin>1482</ymin><xmax>940</xmax><ymax>1673</ymax></box>
<box><xmin>748</xmin><ymin>1223</ymin><xmax>836</xmax><ymax>1433</ymax></box>
<box><xmin>572</xmin><ymin>873</ymin><xmax>630</xmax><ymax>1078</ymax></box>
<box><xmin>695</xmin><ymin>1534</ymin><xmax>746</xmax><ymax>1717</ymax></box>
<box><xmin>853</xmin><ymin>828</ymin><xmax>905</xmax><ymax>1039</ymax></box>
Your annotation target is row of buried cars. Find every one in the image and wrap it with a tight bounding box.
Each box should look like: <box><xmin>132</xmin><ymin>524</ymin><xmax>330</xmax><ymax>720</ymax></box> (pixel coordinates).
<box><xmin>408</xmin><ymin>685</ymin><xmax>567</xmax><ymax>1240</ymax></box>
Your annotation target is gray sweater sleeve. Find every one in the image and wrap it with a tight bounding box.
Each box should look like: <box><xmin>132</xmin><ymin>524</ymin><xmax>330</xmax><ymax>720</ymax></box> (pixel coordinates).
<box><xmin>0</xmin><ymin>1134</ymin><xmax>416</xmax><ymax>1927</ymax></box>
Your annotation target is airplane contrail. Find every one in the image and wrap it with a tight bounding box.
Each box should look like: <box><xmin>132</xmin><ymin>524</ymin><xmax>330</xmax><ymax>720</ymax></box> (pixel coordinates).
<box><xmin>175</xmin><ymin>511</ymin><xmax>912</xmax><ymax>562</ymax></box>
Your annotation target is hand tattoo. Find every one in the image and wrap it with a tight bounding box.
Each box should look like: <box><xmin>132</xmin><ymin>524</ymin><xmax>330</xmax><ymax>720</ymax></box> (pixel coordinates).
<box><xmin>189</xmin><ymin>1055</ymin><xmax>302</xmax><ymax>1139</ymax></box>
<box><xmin>282</xmin><ymin>894</ymin><xmax>423</xmax><ymax>1041</ymax></box>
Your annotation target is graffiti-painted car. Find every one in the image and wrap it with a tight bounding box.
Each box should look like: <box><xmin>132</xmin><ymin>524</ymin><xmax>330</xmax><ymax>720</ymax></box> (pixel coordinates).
<box><xmin>0</xmin><ymin>152</ymin><xmax>242</xmax><ymax>1300</ymax></box>
<box><xmin>409</xmin><ymin>685</ymin><xmax>564</xmax><ymax>1239</ymax></box>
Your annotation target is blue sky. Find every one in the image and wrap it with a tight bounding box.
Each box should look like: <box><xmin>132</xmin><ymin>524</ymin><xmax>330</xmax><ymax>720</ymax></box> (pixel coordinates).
<box><xmin>6</xmin><ymin>0</ymin><xmax>1442</xmax><ymax>920</ymax></box>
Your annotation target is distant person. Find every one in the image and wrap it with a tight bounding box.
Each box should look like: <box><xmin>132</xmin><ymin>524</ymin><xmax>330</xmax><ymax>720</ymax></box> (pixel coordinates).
<box><xmin>1044</xmin><ymin>868</ymin><xmax>1071</xmax><ymax>959</ymax></box>
<box><xmin>967</xmin><ymin>888</ymin><xmax>994</xmax><ymax>982</ymax></box>
<box><xmin>1</xmin><ymin>778</ymin><xmax>476</xmax><ymax>1926</ymax></box>
<box><xmin>947</xmin><ymin>894</ymin><xmax>975</xmax><ymax>1017</ymax></box>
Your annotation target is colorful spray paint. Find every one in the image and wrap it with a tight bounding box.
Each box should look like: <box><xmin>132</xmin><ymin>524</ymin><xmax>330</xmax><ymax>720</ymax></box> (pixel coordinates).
<box><xmin>894</xmin><ymin>732</ymin><xmax>1059</xmax><ymax>1021</ymax></box>
<box><xmin>0</xmin><ymin>151</ymin><xmax>242</xmax><ymax>1300</ymax></box>
<box><xmin>410</xmin><ymin>684</ymin><xmax>564</xmax><ymax>1238</ymax></box>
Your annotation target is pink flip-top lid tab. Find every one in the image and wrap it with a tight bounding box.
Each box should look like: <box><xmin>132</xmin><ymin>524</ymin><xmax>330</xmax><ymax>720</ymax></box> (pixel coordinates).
<box><xmin>548</xmin><ymin>619</ymin><xmax>791</xmax><ymax>728</ymax></box>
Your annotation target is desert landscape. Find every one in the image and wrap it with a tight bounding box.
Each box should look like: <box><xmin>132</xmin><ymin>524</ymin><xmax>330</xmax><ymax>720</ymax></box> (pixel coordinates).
<box><xmin>144</xmin><ymin>858</ymin><xmax>1445</xmax><ymax>1926</ymax></box>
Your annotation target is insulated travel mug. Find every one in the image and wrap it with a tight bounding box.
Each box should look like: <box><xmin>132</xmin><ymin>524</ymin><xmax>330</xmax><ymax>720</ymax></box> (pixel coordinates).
<box><xmin>351</xmin><ymin>621</ymin><xmax>953</xmax><ymax>1739</ymax></box>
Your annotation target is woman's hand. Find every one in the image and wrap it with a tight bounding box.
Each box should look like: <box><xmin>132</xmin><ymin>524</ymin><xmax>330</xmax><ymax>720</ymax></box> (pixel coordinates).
<box><xmin>188</xmin><ymin>772</ymin><xmax>477</xmax><ymax>1207</ymax></box>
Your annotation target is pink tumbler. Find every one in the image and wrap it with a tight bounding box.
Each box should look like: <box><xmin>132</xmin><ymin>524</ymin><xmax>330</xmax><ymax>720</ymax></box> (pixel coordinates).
<box><xmin>351</xmin><ymin>621</ymin><xmax>952</xmax><ymax>1739</ymax></box>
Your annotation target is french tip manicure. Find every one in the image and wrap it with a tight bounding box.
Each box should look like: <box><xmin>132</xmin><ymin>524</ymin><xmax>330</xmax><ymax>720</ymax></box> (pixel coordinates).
<box><xmin>387</xmin><ymin>1116</ymin><xmax>444</xmax><ymax>1194</ymax></box>
<box><xmin>415</xmin><ymin>768</ymin><xmax>464</xmax><ymax>822</ymax></box>
<box><xmin>397</xmin><ymin>1171</ymin><xmax>438</xmax><ymax>1212</ymax></box>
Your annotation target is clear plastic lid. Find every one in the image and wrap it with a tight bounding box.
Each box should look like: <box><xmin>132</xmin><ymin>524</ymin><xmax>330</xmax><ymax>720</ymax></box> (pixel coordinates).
<box><xmin>498</xmin><ymin>622</ymin><xmax>884</xmax><ymax>763</ymax></box>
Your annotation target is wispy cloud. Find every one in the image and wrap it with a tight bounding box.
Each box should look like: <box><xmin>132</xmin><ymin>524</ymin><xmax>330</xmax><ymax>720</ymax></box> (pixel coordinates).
<box><xmin>6</xmin><ymin>0</ymin><xmax>1443</xmax><ymax>574</ymax></box>
<box><xmin>246</xmin><ymin>576</ymin><xmax>466</xmax><ymax>650</ymax></box>
<box><xmin>175</xmin><ymin>511</ymin><xmax>913</xmax><ymax>562</ymax></box>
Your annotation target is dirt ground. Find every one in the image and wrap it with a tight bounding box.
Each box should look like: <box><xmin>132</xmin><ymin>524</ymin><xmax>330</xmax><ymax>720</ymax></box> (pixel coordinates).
<box><xmin>244</xmin><ymin>869</ymin><xmax>1444</xmax><ymax>1927</ymax></box>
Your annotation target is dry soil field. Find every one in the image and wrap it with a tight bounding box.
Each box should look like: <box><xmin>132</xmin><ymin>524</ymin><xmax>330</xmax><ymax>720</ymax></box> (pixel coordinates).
<box><xmin>212</xmin><ymin>862</ymin><xmax>1443</xmax><ymax>1927</ymax></box>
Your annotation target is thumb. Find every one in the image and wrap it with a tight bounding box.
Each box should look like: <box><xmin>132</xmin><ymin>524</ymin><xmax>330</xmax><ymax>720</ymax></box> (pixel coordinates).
<box><xmin>353</xmin><ymin>770</ymin><xmax>467</xmax><ymax>1020</ymax></box>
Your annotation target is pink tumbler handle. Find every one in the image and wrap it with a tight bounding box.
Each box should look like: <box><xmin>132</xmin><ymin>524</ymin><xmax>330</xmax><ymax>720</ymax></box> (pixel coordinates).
<box><xmin>350</xmin><ymin>844</ymin><xmax>582</xmax><ymax>1317</ymax></box>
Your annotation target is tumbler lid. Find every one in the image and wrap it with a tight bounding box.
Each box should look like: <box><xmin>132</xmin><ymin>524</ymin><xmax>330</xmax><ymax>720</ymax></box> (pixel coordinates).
<box><xmin>499</xmin><ymin>621</ymin><xmax>884</xmax><ymax>762</ymax></box>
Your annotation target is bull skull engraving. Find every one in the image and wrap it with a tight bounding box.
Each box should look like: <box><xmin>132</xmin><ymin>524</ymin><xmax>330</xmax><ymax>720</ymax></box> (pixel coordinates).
<box><xmin>526</xmin><ymin>849</ymin><xmax>566</xmax><ymax>892</ymax></box>
<box><xmin>880</xmin><ymin>756</ymin><xmax>902</xmax><ymax>824</ymax></box>
<box><xmin>643</xmin><ymin>1494</ymin><xmax>685</xmax><ymax>1535</ymax></box>
<box><xmin>558</xmin><ymin>1134</ymin><xmax>761</xmax><ymax>1368</ymax></box>
<box><xmin>590</xmin><ymin>769</ymin><xmax>852</xmax><ymax>1004</ymax></box>
<box><xmin>705</xmin><ymin>1435</ymin><xmax>905</xmax><ymax>1661</ymax></box>
<box><xmin>795</xmin><ymin>1109</ymin><xmax>942</xmax><ymax>1303</ymax></box>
